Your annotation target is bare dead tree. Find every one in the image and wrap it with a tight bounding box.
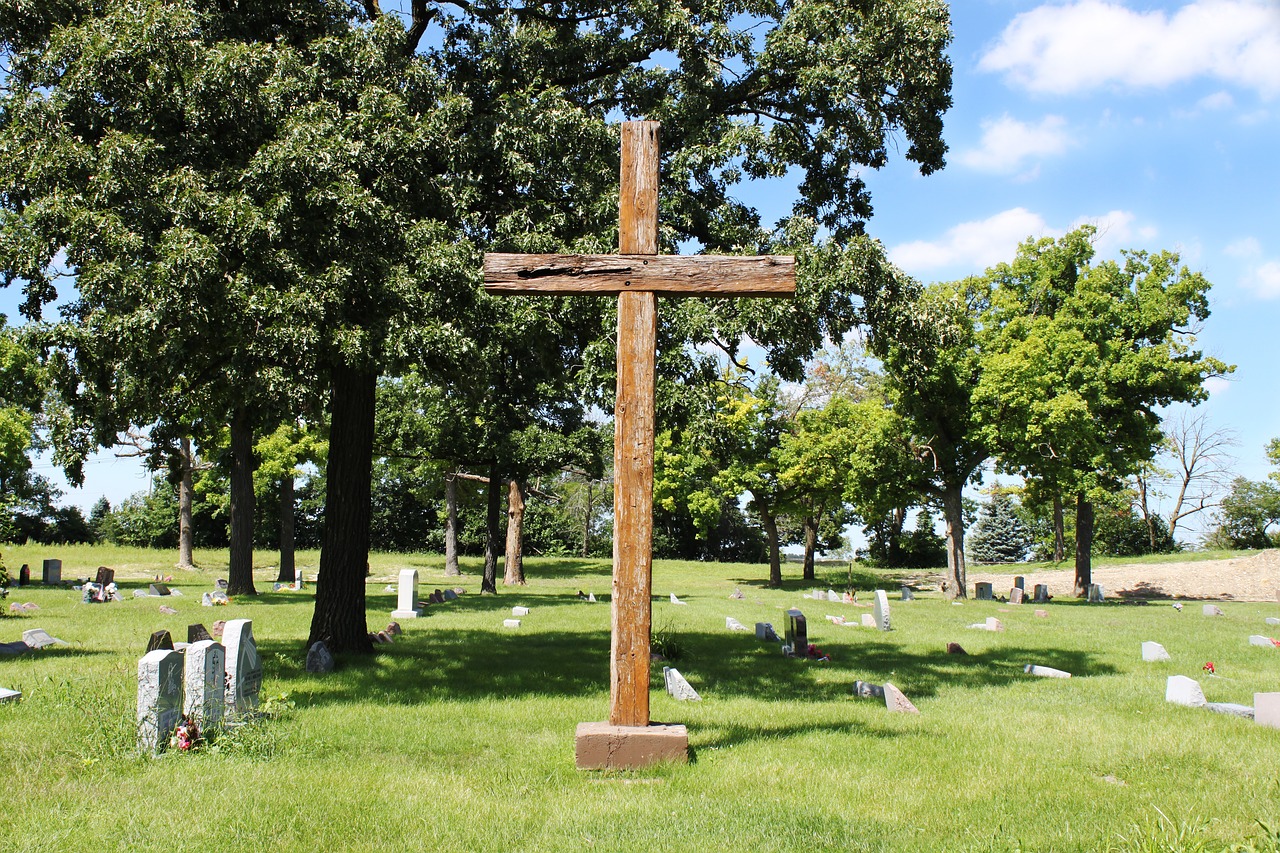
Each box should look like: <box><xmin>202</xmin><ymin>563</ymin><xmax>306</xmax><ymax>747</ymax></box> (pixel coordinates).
<box><xmin>1136</xmin><ymin>410</ymin><xmax>1238</xmax><ymax>544</ymax></box>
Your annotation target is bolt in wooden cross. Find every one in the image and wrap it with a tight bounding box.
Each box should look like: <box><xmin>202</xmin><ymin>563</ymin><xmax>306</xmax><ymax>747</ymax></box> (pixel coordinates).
<box><xmin>484</xmin><ymin>121</ymin><xmax>794</xmax><ymax>730</ymax></box>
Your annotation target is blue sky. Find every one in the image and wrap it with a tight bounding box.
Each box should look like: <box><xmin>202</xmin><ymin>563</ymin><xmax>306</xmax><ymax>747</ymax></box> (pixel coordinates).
<box><xmin>6</xmin><ymin>0</ymin><xmax>1279</xmax><ymax>543</ymax></box>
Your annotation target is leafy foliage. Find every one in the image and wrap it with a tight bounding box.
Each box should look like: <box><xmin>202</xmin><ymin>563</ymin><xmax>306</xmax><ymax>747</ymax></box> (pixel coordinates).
<box><xmin>968</xmin><ymin>491</ymin><xmax>1030</xmax><ymax>564</ymax></box>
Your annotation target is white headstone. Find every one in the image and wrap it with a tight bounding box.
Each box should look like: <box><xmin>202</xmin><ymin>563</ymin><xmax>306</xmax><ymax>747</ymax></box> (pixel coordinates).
<box><xmin>183</xmin><ymin>640</ymin><xmax>226</xmax><ymax>729</ymax></box>
<box><xmin>986</xmin><ymin>617</ymin><xmax>1003</xmax><ymax>632</ymax></box>
<box><xmin>512</xmin><ymin>606</ymin><xmax>530</xmax><ymax>616</ymax></box>
<box><xmin>1087</xmin><ymin>584</ymin><xmax>1104</xmax><ymax>602</ymax></box>
<box><xmin>725</xmin><ymin>617</ymin><xmax>748</xmax><ymax>632</ymax></box>
<box><xmin>873</xmin><ymin>590</ymin><xmax>891</xmax><ymax>631</ymax></box>
<box><xmin>1249</xmin><ymin>635</ymin><xmax>1274</xmax><ymax>647</ymax></box>
<box><xmin>1267</xmin><ymin>617</ymin><xmax>1280</xmax><ymax>626</ymax></box>
<box><xmin>883</xmin><ymin>682</ymin><xmax>919</xmax><ymax>713</ymax></box>
<box><xmin>0</xmin><ymin>687</ymin><xmax>21</xmax><ymax>702</ymax></box>
<box><xmin>826</xmin><ymin>590</ymin><xmax>840</xmax><ymax>602</ymax></box>
<box><xmin>503</xmin><ymin>619</ymin><xmax>521</xmax><ymax>628</ymax></box>
<box><xmin>1255</xmin><ymin>693</ymin><xmax>1280</xmax><ymax>729</ymax></box>
<box><xmin>222</xmin><ymin>619</ymin><xmax>262</xmax><ymax>717</ymax></box>
<box><xmin>587</xmin><ymin>593</ymin><xmax>596</xmax><ymax>603</ymax></box>
<box><xmin>1166</xmin><ymin>675</ymin><xmax>1207</xmax><ymax>707</ymax></box>
<box><xmin>1141</xmin><ymin>641</ymin><xmax>1171</xmax><ymax>662</ymax></box>
<box><xmin>1203</xmin><ymin>604</ymin><xmax>1224</xmax><ymax>616</ymax></box>
<box><xmin>861</xmin><ymin>613</ymin><xmax>876</xmax><ymax>628</ymax></box>
<box><xmin>1024</xmin><ymin>664</ymin><xmax>1071</xmax><ymax>678</ymax></box>
<box><xmin>1206</xmin><ymin>702</ymin><xmax>1254</xmax><ymax>718</ymax></box>
<box><xmin>755</xmin><ymin>622</ymin><xmax>776</xmax><ymax>641</ymax></box>
<box><xmin>138</xmin><ymin>648</ymin><xmax>184</xmax><ymax>753</ymax></box>
<box><xmin>22</xmin><ymin>628</ymin><xmax>66</xmax><ymax>648</ymax></box>
<box><xmin>391</xmin><ymin>569</ymin><xmax>421</xmax><ymax>619</ymax></box>
<box><xmin>670</xmin><ymin>593</ymin><xmax>686</xmax><ymax>605</ymax></box>
<box><xmin>663</xmin><ymin>666</ymin><xmax>701</xmax><ymax>701</ymax></box>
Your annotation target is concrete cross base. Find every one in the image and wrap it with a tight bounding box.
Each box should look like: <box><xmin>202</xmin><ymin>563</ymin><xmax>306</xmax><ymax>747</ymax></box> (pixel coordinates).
<box><xmin>574</xmin><ymin>722</ymin><xmax>689</xmax><ymax>770</ymax></box>
<box><xmin>390</xmin><ymin>610</ymin><xmax>421</xmax><ymax>619</ymax></box>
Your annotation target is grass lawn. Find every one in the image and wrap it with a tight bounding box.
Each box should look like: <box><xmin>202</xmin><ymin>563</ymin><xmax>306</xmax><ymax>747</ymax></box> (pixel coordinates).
<box><xmin>2</xmin><ymin>544</ymin><xmax>1279</xmax><ymax>852</ymax></box>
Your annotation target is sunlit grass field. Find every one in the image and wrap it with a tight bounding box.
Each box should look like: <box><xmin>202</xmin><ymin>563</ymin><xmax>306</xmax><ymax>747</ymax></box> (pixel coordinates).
<box><xmin>1</xmin><ymin>544</ymin><xmax>1279</xmax><ymax>852</ymax></box>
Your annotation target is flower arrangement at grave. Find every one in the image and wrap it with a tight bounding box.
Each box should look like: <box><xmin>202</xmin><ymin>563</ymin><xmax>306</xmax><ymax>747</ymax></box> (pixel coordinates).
<box><xmin>171</xmin><ymin>715</ymin><xmax>201</xmax><ymax>751</ymax></box>
<box><xmin>1203</xmin><ymin>662</ymin><xmax>1216</xmax><ymax>674</ymax></box>
<box><xmin>807</xmin><ymin>644</ymin><xmax>830</xmax><ymax>661</ymax></box>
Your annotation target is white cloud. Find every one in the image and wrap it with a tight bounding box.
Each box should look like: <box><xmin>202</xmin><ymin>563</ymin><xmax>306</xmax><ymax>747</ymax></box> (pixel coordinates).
<box><xmin>958</xmin><ymin>114</ymin><xmax>1073</xmax><ymax>174</ymax></box>
<box><xmin>1071</xmin><ymin>210</ymin><xmax>1160</xmax><ymax>256</ymax></box>
<box><xmin>1198</xmin><ymin>91</ymin><xmax>1235</xmax><ymax>111</ymax></box>
<box><xmin>888</xmin><ymin>208</ymin><xmax>1053</xmax><ymax>274</ymax></box>
<box><xmin>1203</xmin><ymin>376</ymin><xmax>1232</xmax><ymax>397</ymax></box>
<box><xmin>1225</xmin><ymin>236</ymin><xmax>1262</xmax><ymax>258</ymax></box>
<box><xmin>980</xmin><ymin>1</ymin><xmax>1280</xmax><ymax>98</ymax></box>
<box><xmin>1247</xmin><ymin>260</ymin><xmax>1280</xmax><ymax>298</ymax></box>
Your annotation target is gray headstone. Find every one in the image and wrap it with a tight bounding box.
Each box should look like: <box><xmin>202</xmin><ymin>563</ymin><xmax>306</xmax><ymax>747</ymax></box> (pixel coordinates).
<box><xmin>1014</xmin><ymin>576</ymin><xmax>1025</xmax><ymax>591</ymax></box>
<box><xmin>725</xmin><ymin>617</ymin><xmax>748</xmax><ymax>632</ymax></box>
<box><xmin>883</xmin><ymin>682</ymin><xmax>919</xmax><ymax>713</ymax></box>
<box><xmin>1207</xmin><ymin>702</ymin><xmax>1254</xmax><ymax>718</ymax></box>
<box><xmin>900</xmin><ymin>586</ymin><xmax>914</xmax><ymax>601</ymax></box>
<box><xmin>1033</xmin><ymin>584</ymin><xmax>1049</xmax><ymax>602</ymax></box>
<box><xmin>1249</xmin><ymin>635</ymin><xmax>1275</xmax><ymax>647</ymax></box>
<box><xmin>975</xmin><ymin>582</ymin><xmax>993</xmax><ymax>600</ymax></box>
<box><xmin>853</xmin><ymin>680</ymin><xmax>885</xmax><ymax>699</ymax></box>
<box><xmin>873</xmin><ymin>589</ymin><xmax>891</xmax><ymax>631</ymax></box>
<box><xmin>1255</xmin><ymin>693</ymin><xmax>1280</xmax><ymax>729</ymax></box>
<box><xmin>1166</xmin><ymin>675</ymin><xmax>1206</xmax><ymax>707</ymax></box>
<box><xmin>183</xmin><ymin>640</ymin><xmax>226</xmax><ymax>729</ymax></box>
<box><xmin>826</xmin><ymin>590</ymin><xmax>840</xmax><ymax>602</ymax></box>
<box><xmin>1024</xmin><ymin>664</ymin><xmax>1071</xmax><ymax>678</ymax></box>
<box><xmin>1141</xmin><ymin>641</ymin><xmax>1171</xmax><ymax>662</ymax></box>
<box><xmin>149</xmin><ymin>583</ymin><xmax>171</xmax><ymax>597</ymax></box>
<box><xmin>215</xmin><ymin>579</ymin><xmax>228</xmax><ymax>591</ymax></box>
<box><xmin>23</xmin><ymin>628</ymin><xmax>66</xmax><ymax>649</ymax></box>
<box><xmin>1009</xmin><ymin>588</ymin><xmax>1024</xmax><ymax>605</ymax></box>
<box><xmin>784</xmin><ymin>609</ymin><xmax>807</xmax><ymax>655</ymax></box>
<box><xmin>306</xmin><ymin>641</ymin><xmax>335</xmax><ymax>674</ymax></box>
<box><xmin>41</xmin><ymin>559</ymin><xmax>61</xmax><ymax>585</ymax></box>
<box><xmin>137</xmin><ymin>648</ymin><xmax>184</xmax><ymax>754</ymax></box>
<box><xmin>391</xmin><ymin>569</ymin><xmax>421</xmax><ymax>619</ymax></box>
<box><xmin>755</xmin><ymin>622</ymin><xmax>777</xmax><ymax>642</ymax></box>
<box><xmin>1266</xmin><ymin>617</ymin><xmax>1280</xmax><ymax>626</ymax></box>
<box><xmin>663</xmin><ymin>666</ymin><xmax>701</xmax><ymax>701</ymax></box>
<box><xmin>1087</xmin><ymin>584</ymin><xmax>1104</xmax><ymax>603</ymax></box>
<box><xmin>222</xmin><ymin>619</ymin><xmax>262</xmax><ymax>718</ymax></box>
<box><xmin>1203</xmin><ymin>604</ymin><xmax>1224</xmax><ymax>616</ymax></box>
<box><xmin>443</xmin><ymin>589</ymin><xmax>458</xmax><ymax>601</ymax></box>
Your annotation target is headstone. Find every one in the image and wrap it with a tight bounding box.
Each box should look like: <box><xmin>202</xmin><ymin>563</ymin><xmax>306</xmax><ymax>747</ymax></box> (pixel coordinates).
<box><xmin>0</xmin><ymin>687</ymin><xmax>20</xmax><ymax>702</ymax></box>
<box><xmin>137</xmin><ymin>648</ymin><xmax>184</xmax><ymax>753</ymax></box>
<box><xmin>1203</xmin><ymin>604</ymin><xmax>1224</xmax><ymax>616</ymax></box>
<box><xmin>873</xmin><ymin>589</ymin><xmax>891</xmax><ymax>631</ymax></box>
<box><xmin>94</xmin><ymin>566</ymin><xmax>115</xmax><ymax>587</ymax></box>
<box><xmin>1141</xmin><ymin>641</ymin><xmax>1171</xmax><ymax>662</ymax></box>
<box><xmin>391</xmin><ymin>569</ymin><xmax>421</xmax><ymax>619</ymax></box>
<box><xmin>18</xmin><ymin>564</ymin><xmax>29</xmax><ymax>586</ymax></box>
<box><xmin>883</xmin><ymin>682</ymin><xmax>919</xmax><ymax>713</ymax></box>
<box><xmin>1008</xmin><ymin>588</ymin><xmax>1024</xmax><ymax>605</ymax></box>
<box><xmin>755</xmin><ymin>622</ymin><xmax>777</xmax><ymax>642</ymax></box>
<box><xmin>22</xmin><ymin>628</ymin><xmax>66</xmax><ymax>649</ymax></box>
<box><xmin>725</xmin><ymin>617</ymin><xmax>748</xmax><ymax>632</ymax></box>
<box><xmin>215</xmin><ymin>579</ymin><xmax>228</xmax><ymax>591</ymax></box>
<box><xmin>503</xmin><ymin>619</ymin><xmax>521</xmax><ymax>628</ymax></box>
<box><xmin>1166</xmin><ymin>675</ymin><xmax>1207</xmax><ymax>707</ymax></box>
<box><xmin>222</xmin><ymin>619</ymin><xmax>262</xmax><ymax>717</ymax></box>
<box><xmin>1087</xmin><ymin>584</ymin><xmax>1104</xmax><ymax>603</ymax></box>
<box><xmin>729</xmin><ymin>588</ymin><xmax>744</xmax><ymax>600</ymax></box>
<box><xmin>662</xmin><ymin>667</ymin><xmax>701</xmax><ymax>701</ymax></box>
<box><xmin>1024</xmin><ymin>664</ymin><xmax>1071</xmax><ymax>678</ymax></box>
<box><xmin>670</xmin><ymin>593</ymin><xmax>687</xmax><ymax>605</ymax></box>
<box><xmin>825</xmin><ymin>614</ymin><xmax>846</xmax><ymax>625</ymax></box>
<box><xmin>1033</xmin><ymin>584</ymin><xmax>1049</xmax><ymax>602</ymax></box>
<box><xmin>512</xmin><ymin>606</ymin><xmax>531</xmax><ymax>616</ymax></box>
<box><xmin>1207</xmin><ymin>702</ymin><xmax>1254</xmax><ymax>718</ymax></box>
<box><xmin>159</xmin><ymin>605</ymin><xmax>178</xmax><ymax>615</ymax></box>
<box><xmin>149</xmin><ymin>583</ymin><xmax>171</xmax><ymax>597</ymax></box>
<box><xmin>443</xmin><ymin>589</ymin><xmax>458</xmax><ymax>601</ymax></box>
<box><xmin>146</xmin><ymin>630</ymin><xmax>174</xmax><ymax>653</ymax></box>
<box><xmin>188</xmin><ymin>624</ymin><xmax>212</xmax><ymax>644</ymax></box>
<box><xmin>1014</xmin><ymin>576</ymin><xmax>1025</xmax><ymax>591</ymax></box>
<box><xmin>986</xmin><ymin>617</ymin><xmax>1003</xmax><ymax>631</ymax></box>
<box><xmin>853</xmin><ymin>680</ymin><xmax>885</xmax><ymax>699</ymax></box>
<box><xmin>946</xmin><ymin>642</ymin><xmax>967</xmax><ymax>655</ymax></box>
<box><xmin>784</xmin><ymin>609</ymin><xmax>807</xmax><ymax>656</ymax></box>
<box><xmin>861</xmin><ymin>613</ymin><xmax>876</xmax><ymax>627</ymax></box>
<box><xmin>306</xmin><ymin>641</ymin><xmax>335</xmax><ymax>674</ymax></box>
<box><xmin>900</xmin><ymin>586</ymin><xmax>914</xmax><ymax>601</ymax></box>
<box><xmin>183</xmin><ymin>640</ymin><xmax>226</xmax><ymax>729</ymax></box>
<box><xmin>41</xmin><ymin>558</ymin><xmax>61</xmax><ymax>585</ymax></box>
<box><xmin>975</xmin><ymin>583</ymin><xmax>993</xmax><ymax>601</ymax></box>
<box><xmin>826</xmin><ymin>590</ymin><xmax>840</xmax><ymax>602</ymax></box>
<box><xmin>1267</xmin><ymin>617</ymin><xmax>1280</xmax><ymax>626</ymax></box>
<box><xmin>1249</xmin><ymin>635</ymin><xmax>1275</xmax><ymax>647</ymax></box>
<box><xmin>1034</xmin><ymin>609</ymin><xmax>1048</xmax><ymax>617</ymax></box>
<box><xmin>587</xmin><ymin>593</ymin><xmax>596</xmax><ymax>603</ymax></box>
<box><xmin>1255</xmin><ymin>693</ymin><xmax>1280</xmax><ymax>730</ymax></box>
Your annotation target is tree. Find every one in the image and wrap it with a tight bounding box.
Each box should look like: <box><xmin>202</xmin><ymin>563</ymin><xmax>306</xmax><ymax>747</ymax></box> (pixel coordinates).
<box><xmin>973</xmin><ymin>227</ymin><xmax>1231</xmax><ymax>595</ymax></box>
<box><xmin>968</xmin><ymin>489</ymin><xmax>1030</xmax><ymax>564</ymax></box>
<box><xmin>1135</xmin><ymin>410</ymin><xmax>1237</xmax><ymax>546</ymax></box>
<box><xmin>1209</xmin><ymin>477</ymin><xmax>1280</xmax><ymax>549</ymax></box>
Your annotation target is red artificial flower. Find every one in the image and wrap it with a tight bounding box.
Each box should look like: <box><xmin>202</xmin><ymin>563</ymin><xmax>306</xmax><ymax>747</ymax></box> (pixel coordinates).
<box><xmin>1203</xmin><ymin>662</ymin><xmax>1216</xmax><ymax>674</ymax></box>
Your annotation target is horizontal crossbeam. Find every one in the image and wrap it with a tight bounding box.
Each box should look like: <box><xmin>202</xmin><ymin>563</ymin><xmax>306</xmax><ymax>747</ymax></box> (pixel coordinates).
<box><xmin>483</xmin><ymin>253</ymin><xmax>795</xmax><ymax>296</ymax></box>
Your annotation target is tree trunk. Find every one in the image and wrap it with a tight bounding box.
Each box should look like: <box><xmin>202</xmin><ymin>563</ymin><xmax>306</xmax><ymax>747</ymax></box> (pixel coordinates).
<box><xmin>888</xmin><ymin>506</ymin><xmax>906</xmax><ymax>566</ymax></box>
<box><xmin>1052</xmin><ymin>494</ymin><xmax>1065</xmax><ymax>562</ymax></box>
<box><xmin>481</xmin><ymin>461</ymin><xmax>500</xmax><ymax>594</ymax></box>
<box><xmin>582</xmin><ymin>479</ymin><xmax>593</xmax><ymax>558</ymax></box>
<box><xmin>227</xmin><ymin>410</ymin><xmax>257</xmax><ymax>596</ymax></box>
<box><xmin>444</xmin><ymin>473</ymin><xmax>460</xmax><ymax>576</ymax></box>
<box><xmin>177</xmin><ymin>437</ymin><xmax>195</xmax><ymax>570</ymax></box>
<box><xmin>276</xmin><ymin>474</ymin><xmax>295</xmax><ymax>584</ymax></box>
<box><xmin>941</xmin><ymin>486</ymin><xmax>967</xmax><ymax>600</ymax></box>
<box><xmin>761</xmin><ymin>506</ymin><xmax>782</xmax><ymax>588</ymax></box>
<box><xmin>503</xmin><ymin>478</ymin><xmax>526</xmax><ymax>585</ymax></box>
<box><xmin>1136</xmin><ymin>475</ymin><xmax>1157</xmax><ymax>551</ymax></box>
<box><xmin>802</xmin><ymin>515</ymin><xmax>818</xmax><ymax>581</ymax></box>
<box><xmin>1074</xmin><ymin>493</ymin><xmax>1094</xmax><ymax>597</ymax></box>
<box><xmin>308</xmin><ymin>364</ymin><xmax>376</xmax><ymax>654</ymax></box>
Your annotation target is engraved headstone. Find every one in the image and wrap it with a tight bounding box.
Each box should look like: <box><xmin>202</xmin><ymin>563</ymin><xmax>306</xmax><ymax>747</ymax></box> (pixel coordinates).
<box><xmin>861</xmin><ymin>613</ymin><xmax>876</xmax><ymax>627</ymax></box>
<box><xmin>975</xmin><ymin>583</ymin><xmax>993</xmax><ymax>600</ymax></box>
<box><xmin>725</xmin><ymin>617</ymin><xmax>748</xmax><ymax>632</ymax></box>
<box><xmin>188</xmin><ymin>624</ymin><xmax>212</xmax><ymax>644</ymax></box>
<box><xmin>755</xmin><ymin>622</ymin><xmax>778</xmax><ymax>642</ymax></box>
<box><xmin>391</xmin><ymin>569</ymin><xmax>422</xmax><ymax>619</ymax></box>
<box><xmin>1141</xmin><ymin>641</ymin><xmax>1171</xmax><ymax>662</ymax></box>
<box><xmin>1009</xmin><ymin>588</ymin><xmax>1024</xmax><ymax>605</ymax></box>
<box><xmin>22</xmin><ymin>628</ymin><xmax>66</xmax><ymax>648</ymax></box>
<box><xmin>873</xmin><ymin>589</ymin><xmax>891</xmax><ymax>631</ymax></box>
<box><xmin>222</xmin><ymin>619</ymin><xmax>262</xmax><ymax>717</ymax></box>
<box><xmin>146</xmin><ymin>630</ymin><xmax>174</xmax><ymax>653</ymax></box>
<box><xmin>306</xmin><ymin>641</ymin><xmax>335</xmax><ymax>674</ymax></box>
<box><xmin>883</xmin><ymin>682</ymin><xmax>919</xmax><ymax>713</ymax></box>
<box><xmin>1203</xmin><ymin>604</ymin><xmax>1225</xmax><ymax>616</ymax></box>
<box><xmin>42</xmin><ymin>559</ymin><xmax>61</xmax><ymax>585</ymax></box>
<box><xmin>1033</xmin><ymin>584</ymin><xmax>1049</xmax><ymax>603</ymax></box>
<box><xmin>784</xmin><ymin>609</ymin><xmax>807</xmax><ymax>656</ymax></box>
<box><xmin>1014</xmin><ymin>576</ymin><xmax>1025</xmax><ymax>591</ymax></box>
<box><xmin>137</xmin><ymin>648</ymin><xmax>184</xmax><ymax>753</ymax></box>
<box><xmin>183</xmin><ymin>640</ymin><xmax>226</xmax><ymax>729</ymax></box>
<box><xmin>826</xmin><ymin>589</ymin><xmax>840</xmax><ymax>602</ymax></box>
<box><xmin>149</xmin><ymin>583</ymin><xmax>171</xmax><ymax>597</ymax></box>
<box><xmin>853</xmin><ymin>680</ymin><xmax>885</xmax><ymax>699</ymax></box>
<box><xmin>663</xmin><ymin>667</ymin><xmax>701</xmax><ymax>701</ymax></box>
<box><xmin>900</xmin><ymin>586</ymin><xmax>914</xmax><ymax>601</ymax></box>
<box><xmin>94</xmin><ymin>566</ymin><xmax>115</xmax><ymax>587</ymax></box>
<box><xmin>1088</xmin><ymin>584</ymin><xmax>1104</xmax><ymax>603</ymax></box>
<box><xmin>1166</xmin><ymin>675</ymin><xmax>1206</xmax><ymax>707</ymax></box>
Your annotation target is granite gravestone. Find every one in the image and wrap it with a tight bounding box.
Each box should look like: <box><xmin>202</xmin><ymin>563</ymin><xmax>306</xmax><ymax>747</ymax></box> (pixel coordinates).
<box><xmin>183</xmin><ymin>640</ymin><xmax>226</xmax><ymax>729</ymax></box>
<box><xmin>222</xmin><ymin>618</ymin><xmax>262</xmax><ymax>717</ymax></box>
<box><xmin>147</xmin><ymin>630</ymin><xmax>174</xmax><ymax>653</ymax></box>
<box><xmin>1141</xmin><ymin>641</ymin><xmax>1171</xmax><ymax>662</ymax></box>
<box><xmin>663</xmin><ymin>667</ymin><xmax>701</xmax><ymax>701</ymax></box>
<box><xmin>1009</xmin><ymin>588</ymin><xmax>1024</xmax><ymax>605</ymax></box>
<box><xmin>883</xmin><ymin>682</ymin><xmax>919</xmax><ymax>713</ymax></box>
<box><xmin>188</xmin><ymin>624</ymin><xmax>213</xmax><ymax>644</ymax></box>
<box><xmin>1033</xmin><ymin>584</ymin><xmax>1049</xmax><ymax>603</ymax></box>
<box><xmin>42</xmin><ymin>559</ymin><xmax>61</xmax><ymax>585</ymax></box>
<box><xmin>784</xmin><ymin>609</ymin><xmax>807</xmax><ymax>656</ymax></box>
<box><xmin>975</xmin><ymin>583</ymin><xmax>993</xmax><ymax>601</ymax></box>
<box><xmin>149</xmin><ymin>583</ymin><xmax>171</xmax><ymax>597</ymax></box>
<box><xmin>391</xmin><ymin>569</ymin><xmax>421</xmax><ymax>619</ymax></box>
<box><xmin>94</xmin><ymin>566</ymin><xmax>115</xmax><ymax>587</ymax></box>
<box><xmin>1014</xmin><ymin>576</ymin><xmax>1025</xmax><ymax>591</ymax></box>
<box><xmin>1087</xmin><ymin>584</ymin><xmax>1105</xmax><ymax>603</ymax></box>
<box><xmin>901</xmin><ymin>586</ymin><xmax>914</xmax><ymax>602</ymax></box>
<box><xmin>18</xmin><ymin>564</ymin><xmax>29</xmax><ymax>586</ymax></box>
<box><xmin>138</xmin><ymin>648</ymin><xmax>184</xmax><ymax>753</ymax></box>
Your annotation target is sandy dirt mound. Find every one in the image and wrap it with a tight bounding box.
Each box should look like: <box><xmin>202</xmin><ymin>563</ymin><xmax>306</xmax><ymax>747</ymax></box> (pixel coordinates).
<box><xmin>966</xmin><ymin>549</ymin><xmax>1280</xmax><ymax>602</ymax></box>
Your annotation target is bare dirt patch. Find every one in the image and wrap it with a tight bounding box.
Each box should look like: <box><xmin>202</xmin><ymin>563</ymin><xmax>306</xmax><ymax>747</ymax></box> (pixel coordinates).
<box><xmin>965</xmin><ymin>549</ymin><xmax>1280</xmax><ymax>602</ymax></box>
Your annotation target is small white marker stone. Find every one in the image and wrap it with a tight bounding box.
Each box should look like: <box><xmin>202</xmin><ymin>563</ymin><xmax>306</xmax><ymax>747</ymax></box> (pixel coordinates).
<box><xmin>1024</xmin><ymin>664</ymin><xmax>1071</xmax><ymax>678</ymax></box>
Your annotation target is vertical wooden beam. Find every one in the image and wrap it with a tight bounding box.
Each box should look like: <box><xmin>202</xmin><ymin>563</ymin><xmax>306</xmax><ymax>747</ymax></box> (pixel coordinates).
<box><xmin>610</xmin><ymin>121</ymin><xmax>660</xmax><ymax>728</ymax></box>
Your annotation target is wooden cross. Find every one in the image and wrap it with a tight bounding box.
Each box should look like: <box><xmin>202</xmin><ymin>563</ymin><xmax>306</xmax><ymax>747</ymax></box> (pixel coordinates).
<box><xmin>484</xmin><ymin>121</ymin><xmax>795</xmax><ymax>733</ymax></box>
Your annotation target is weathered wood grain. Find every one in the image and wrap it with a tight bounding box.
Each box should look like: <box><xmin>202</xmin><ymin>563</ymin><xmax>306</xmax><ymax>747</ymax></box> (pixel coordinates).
<box><xmin>482</xmin><ymin>253</ymin><xmax>796</xmax><ymax>296</ymax></box>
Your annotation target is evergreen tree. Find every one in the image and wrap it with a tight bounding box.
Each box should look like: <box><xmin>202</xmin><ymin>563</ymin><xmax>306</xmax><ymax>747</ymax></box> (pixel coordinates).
<box><xmin>968</xmin><ymin>491</ymin><xmax>1030</xmax><ymax>564</ymax></box>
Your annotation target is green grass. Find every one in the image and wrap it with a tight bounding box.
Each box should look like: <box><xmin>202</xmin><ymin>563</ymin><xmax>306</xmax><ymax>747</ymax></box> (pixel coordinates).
<box><xmin>2</xmin><ymin>545</ymin><xmax>1280</xmax><ymax>851</ymax></box>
